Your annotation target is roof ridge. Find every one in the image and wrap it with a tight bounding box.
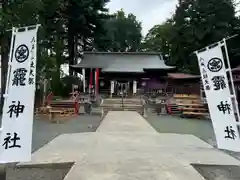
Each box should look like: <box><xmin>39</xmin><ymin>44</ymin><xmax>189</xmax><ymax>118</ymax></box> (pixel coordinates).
<box><xmin>84</xmin><ymin>51</ymin><xmax>161</xmax><ymax>55</ymax></box>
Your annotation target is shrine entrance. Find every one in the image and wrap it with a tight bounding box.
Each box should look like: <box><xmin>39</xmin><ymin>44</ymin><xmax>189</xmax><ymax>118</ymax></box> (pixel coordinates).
<box><xmin>115</xmin><ymin>81</ymin><xmax>130</xmax><ymax>97</ymax></box>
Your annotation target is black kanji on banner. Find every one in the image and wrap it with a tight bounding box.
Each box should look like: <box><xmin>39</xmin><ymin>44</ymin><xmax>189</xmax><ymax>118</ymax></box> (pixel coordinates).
<box><xmin>28</xmin><ymin>37</ymin><xmax>36</xmax><ymax>85</ymax></box>
<box><xmin>200</xmin><ymin>58</ymin><xmax>211</xmax><ymax>90</ymax></box>
<box><xmin>7</xmin><ymin>101</ymin><xmax>25</xmax><ymax>118</ymax></box>
<box><xmin>224</xmin><ymin>126</ymin><xmax>237</xmax><ymax>140</ymax></box>
<box><xmin>12</xmin><ymin>68</ymin><xmax>27</xmax><ymax>86</ymax></box>
<box><xmin>2</xmin><ymin>132</ymin><xmax>21</xmax><ymax>149</ymax></box>
<box><xmin>217</xmin><ymin>101</ymin><xmax>231</xmax><ymax>114</ymax></box>
<box><xmin>15</xmin><ymin>44</ymin><xmax>29</xmax><ymax>63</ymax></box>
<box><xmin>212</xmin><ymin>76</ymin><xmax>226</xmax><ymax>90</ymax></box>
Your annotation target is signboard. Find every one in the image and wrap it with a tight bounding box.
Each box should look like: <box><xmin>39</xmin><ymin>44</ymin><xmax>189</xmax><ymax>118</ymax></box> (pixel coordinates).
<box><xmin>196</xmin><ymin>42</ymin><xmax>240</xmax><ymax>152</ymax></box>
<box><xmin>0</xmin><ymin>26</ymin><xmax>39</xmax><ymax>163</ymax></box>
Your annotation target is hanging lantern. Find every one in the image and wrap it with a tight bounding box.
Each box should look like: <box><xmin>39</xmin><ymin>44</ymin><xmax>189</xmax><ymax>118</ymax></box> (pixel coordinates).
<box><xmin>100</xmin><ymin>81</ymin><xmax>105</xmax><ymax>87</ymax></box>
<box><xmin>141</xmin><ymin>81</ymin><xmax>146</xmax><ymax>87</ymax></box>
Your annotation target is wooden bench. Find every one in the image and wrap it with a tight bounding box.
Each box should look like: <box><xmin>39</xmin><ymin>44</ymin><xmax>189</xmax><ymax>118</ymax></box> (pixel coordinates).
<box><xmin>50</xmin><ymin>101</ymin><xmax>76</xmax><ymax>115</ymax></box>
<box><xmin>182</xmin><ymin>111</ymin><xmax>209</xmax><ymax>116</ymax></box>
<box><xmin>181</xmin><ymin>105</ymin><xmax>209</xmax><ymax>118</ymax></box>
<box><xmin>49</xmin><ymin>109</ymin><xmax>65</xmax><ymax>123</ymax></box>
<box><xmin>174</xmin><ymin>94</ymin><xmax>199</xmax><ymax>99</ymax></box>
<box><xmin>177</xmin><ymin>103</ymin><xmax>204</xmax><ymax>107</ymax></box>
<box><xmin>169</xmin><ymin>94</ymin><xmax>209</xmax><ymax>118</ymax></box>
<box><xmin>47</xmin><ymin>101</ymin><xmax>78</xmax><ymax>123</ymax></box>
<box><xmin>181</xmin><ymin>107</ymin><xmax>208</xmax><ymax>111</ymax></box>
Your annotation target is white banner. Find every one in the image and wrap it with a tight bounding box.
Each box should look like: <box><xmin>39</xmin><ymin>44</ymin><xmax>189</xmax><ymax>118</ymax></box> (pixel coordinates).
<box><xmin>0</xmin><ymin>26</ymin><xmax>39</xmax><ymax>163</ymax></box>
<box><xmin>111</xmin><ymin>81</ymin><xmax>114</xmax><ymax>94</ymax></box>
<box><xmin>196</xmin><ymin>43</ymin><xmax>240</xmax><ymax>152</ymax></box>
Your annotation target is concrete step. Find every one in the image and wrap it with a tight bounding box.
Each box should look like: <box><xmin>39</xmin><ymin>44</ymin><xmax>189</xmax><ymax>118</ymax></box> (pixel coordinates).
<box><xmin>102</xmin><ymin>104</ymin><xmax>143</xmax><ymax>108</ymax></box>
<box><xmin>103</xmin><ymin>101</ymin><xmax>142</xmax><ymax>104</ymax></box>
<box><xmin>102</xmin><ymin>108</ymin><xmax>144</xmax><ymax>116</ymax></box>
<box><xmin>103</xmin><ymin>103</ymin><xmax>143</xmax><ymax>106</ymax></box>
<box><xmin>102</xmin><ymin>105</ymin><xmax>143</xmax><ymax>111</ymax></box>
<box><xmin>102</xmin><ymin>105</ymin><xmax>144</xmax><ymax>113</ymax></box>
<box><xmin>103</xmin><ymin>99</ymin><xmax>143</xmax><ymax>105</ymax></box>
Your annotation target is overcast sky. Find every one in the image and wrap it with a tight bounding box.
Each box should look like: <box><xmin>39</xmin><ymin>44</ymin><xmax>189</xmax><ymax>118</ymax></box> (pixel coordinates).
<box><xmin>106</xmin><ymin>0</ymin><xmax>178</xmax><ymax>35</ymax></box>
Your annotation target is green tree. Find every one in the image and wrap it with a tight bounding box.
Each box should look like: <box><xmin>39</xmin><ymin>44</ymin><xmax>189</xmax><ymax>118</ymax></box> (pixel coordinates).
<box><xmin>95</xmin><ymin>9</ymin><xmax>142</xmax><ymax>52</ymax></box>
<box><xmin>0</xmin><ymin>0</ymin><xmax>112</xmax><ymax>97</ymax></box>
<box><xmin>170</xmin><ymin>0</ymin><xmax>238</xmax><ymax>73</ymax></box>
<box><xmin>143</xmin><ymin>0</ymin><xmax>239</xmax><ymax>73</ymax></box>
<box><xmin>38</xmin><ymin>0</ymin><xmax>66</xmax><ymax>95</ymax></box>
<box><xmin>62</xmin><ymin>0</ymin><xmax>110</xmax><ymax>75</ymax></box>
<box><xmin>142</xmin><ymin>19</ymin><xmax>173</xmax><ymax>60</ymax></box>
<box><xmin>0</xmin><ymin>0</ymin><xmax>42</xmax><ymax>112</ymax></box>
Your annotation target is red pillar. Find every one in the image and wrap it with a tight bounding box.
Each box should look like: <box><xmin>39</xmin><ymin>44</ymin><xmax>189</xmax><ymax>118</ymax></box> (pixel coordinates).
<box><xmin>74</xmin><ymin>101</ymin><xmax>79</xmax><ymax>114</ymax></box>
<box><xmin>95</xmin><ymin>68</ymin><xmax>99</xmax><ymax>95</ymax></box>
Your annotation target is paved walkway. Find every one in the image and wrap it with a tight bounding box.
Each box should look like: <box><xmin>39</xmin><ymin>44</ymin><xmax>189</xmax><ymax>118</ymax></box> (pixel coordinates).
<box><xmin>21</xmin><ymin>111</ymin><xmax>240</xmax><ymax>180</ymax></box>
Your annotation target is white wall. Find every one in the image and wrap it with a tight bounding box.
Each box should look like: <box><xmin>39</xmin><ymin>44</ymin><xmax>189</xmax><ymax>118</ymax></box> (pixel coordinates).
<box><xmin>60</xmin><ymin>63</ymin><xmax>84</xmax><ymax>81</ymax></box>
<box><xmin>60</xmin><ymin>63</ymin><xmax>69</xmax><ymax>78</ymax></box>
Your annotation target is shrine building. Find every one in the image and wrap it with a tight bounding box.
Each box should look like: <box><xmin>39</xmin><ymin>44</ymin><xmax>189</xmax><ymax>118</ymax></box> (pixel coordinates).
<box><xmin>71</xmin><ymin>51</ymin><xmax>177</xmax><ymax>97</ymax></box>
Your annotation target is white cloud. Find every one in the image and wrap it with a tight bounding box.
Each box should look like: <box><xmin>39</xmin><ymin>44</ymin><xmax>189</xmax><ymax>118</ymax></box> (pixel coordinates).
<box><xmin>106</xmin><ymin>0</ymin><xmax>178</xmax><ymax>35</ymax></box>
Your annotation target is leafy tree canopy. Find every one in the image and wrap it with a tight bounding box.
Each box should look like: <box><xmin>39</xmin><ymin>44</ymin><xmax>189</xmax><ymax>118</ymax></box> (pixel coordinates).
<box><xmin>95</xmin><ymin>9</ymin><xmax>142</xmax><ymax>52</ymax></box>
<box><xmin>143</xmin><ymin>0</ymin><xmax>240</xmax><ymax>73</ymax></box>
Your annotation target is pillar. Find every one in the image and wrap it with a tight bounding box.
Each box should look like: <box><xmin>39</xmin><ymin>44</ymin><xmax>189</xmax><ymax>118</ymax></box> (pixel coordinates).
<box><xmin>110</xmin><ymin>80</ymin><xmax>114</xmax><ymax>98</ymax></box>
<box><xmin>95</xmin><ymin>68</ymin><xmax>99</xmax><ymax>96</ymax></box>
<box><xmin>82</xmin><ymin>68</ymin><xmax>85</xmax><ymax>93</ymax></box>
<box><xmin>43</xmin><ymin>78</ymin><xmax>47</xmax><ymax>105</ymax></box>
<box><xmin>89</xmin><ymin>68</ymin><xmax>93</xmax><ymax>94</ymax></box>
<box><xmin>133</xmin><ymin>80</ymin><xmax>137</xmax><ymax>96</ymax></box>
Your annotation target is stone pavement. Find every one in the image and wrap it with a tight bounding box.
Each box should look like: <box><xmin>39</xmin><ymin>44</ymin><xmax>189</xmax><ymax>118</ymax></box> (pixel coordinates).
<box><xmin>20</xmin><ymin>111</ymin><xmax>240</xmax><ymax>180</ymax></box>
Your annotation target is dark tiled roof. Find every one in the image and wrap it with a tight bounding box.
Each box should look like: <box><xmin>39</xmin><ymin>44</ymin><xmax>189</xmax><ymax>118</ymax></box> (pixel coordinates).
<box><xmin>72</xmin><ymin>52</ymin><xmax>175</xmax><ymax>72</ymax></box>
<box><xmin>232</xmin><ymin>65</ymin><xmax>240</xmax><ymax>72</ymax></box>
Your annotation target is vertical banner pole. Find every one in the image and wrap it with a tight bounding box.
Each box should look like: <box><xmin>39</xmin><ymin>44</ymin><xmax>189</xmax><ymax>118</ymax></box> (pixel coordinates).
<box><xmin>82</xmin><ymin>68</ymin><xmax>85</xmax><ymax>93</ymax></box>
<box><xmin>0</xmin><ymin>27</ymin><xmax>16</xmax><ymax>180</ymax></box>
<box><xmin>4</xmin><ymin>28</ymin><xmax>15</xmax><ymax>98</ymax></box>
<box><xmin>223</xmin><ymin>38</ymin><xmax>240</xmax><ymax>122</ymax></box>
<box><xmin>95</xmin><ymin>68</ymin><xmax>99</xmax><ymax>96</ymax></box>
<box><xmin>0</xmin><ymin>24</ymin><xmax>40</xmax><ymax>164</ymax></box>
<box><xmin>89</xmin><ymin>68</ymin><xmax>92</xmax><ymax>94</ymax></box>
<box><xmin>196</xmin><ymin>42</ymin><xmax>240</xmax><ymax>152</ymax></box>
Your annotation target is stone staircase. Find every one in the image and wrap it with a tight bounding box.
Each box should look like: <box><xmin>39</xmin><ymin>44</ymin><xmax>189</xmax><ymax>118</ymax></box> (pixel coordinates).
<box><xmin>101</xmin><ymin>98</ymin><xmax>144</xmax><ymax>115</ymax></box>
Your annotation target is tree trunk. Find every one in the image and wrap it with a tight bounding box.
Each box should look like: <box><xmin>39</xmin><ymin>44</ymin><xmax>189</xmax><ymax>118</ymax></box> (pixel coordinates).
<box><xmin>67</xmin><ymin>21</ymin><xmax>75</xmax><ymax>76</ymax></box>
<box><xmin>0</xmin><ymin>36</ymin><xmax>8</xmax><ymax>115</ymax></box>
<box><xmin>73</xmin><ymin>35</ymin><xmax>78</xmax><ymax>76</ymax></box>
<box><xmin>51</xmin><ymin>36</ymin><xmax>62</xmax><ymax>96</ymax></box>
<box><xmin>0</xmin><ymin>0</ymin><xmax>9</xmax><ymax>115</ymax></box>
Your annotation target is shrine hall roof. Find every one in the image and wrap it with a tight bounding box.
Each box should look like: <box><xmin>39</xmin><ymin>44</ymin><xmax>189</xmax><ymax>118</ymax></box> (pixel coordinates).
<box><xmin>168</xmin><ymin>73</ymin><xmax>200</xmax><ymax>79</ymax></box>
<box><xmin>232</xmin><ymin>65</ymin><xmax>240</xmax><ymax>72</ymax></box>
<box><xmin>71</xmin><ymin>52</ymin><xmax>175</xmax><ymax>73</ymax></box>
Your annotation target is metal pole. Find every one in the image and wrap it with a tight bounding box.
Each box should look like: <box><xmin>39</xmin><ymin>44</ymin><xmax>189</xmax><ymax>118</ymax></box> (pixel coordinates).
<box><xmin>121</xmin><ymin>84</ymin><xmax>124</xmax><ymax>108</ymax></box>
<box><xmin>0</xmin><ymin>0</ymin><xmax>7</xmax><ymax>177</ymax></box>
<box><xmin>4</xmin><ymin>28</ymin><xmax>15</xmax><ymax>97</ymax></box>
<box><xmin>194</xmin><ymin>34</ymin><xmax>238</xmax><ymax>55</ymax></box>
<box><xmin>82</xmin><ymin>68</ymin><xmax>85</xmax><ymax>93</ymax></box>
<box><xmin>222</xmin><ymin>39</ymin><xmax>240</xmax><ymax>124</ymax></box>
<box><xmin>0</xmin><ymin>0</ymin><xmax>8</xmax><ymax>115</ymax></box>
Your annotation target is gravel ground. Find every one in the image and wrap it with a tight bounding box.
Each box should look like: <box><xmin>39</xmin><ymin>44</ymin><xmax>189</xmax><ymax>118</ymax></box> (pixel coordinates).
<box><xmin>145</xmin><ymin>113</ymin><xmax>240</xmax><ymax>160</ymax></box>
<box><xmin>3</xmin><ymin>112</ymin><xmax>240</xmax><ymax>179</ymax></box>
<box><xmin>146</xmin><ymin>113</ymin><xmax>240</xmax><ymax>180</ymax></box>
<box><xmin>4</xmin><ymin>114</ymin><xmax>103</xmax><ymax>180</ymax></box>
<box><xmin>32</xmin><ymin>114</ymin><xmax>103</xmax><ymax>152</ymax></box>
